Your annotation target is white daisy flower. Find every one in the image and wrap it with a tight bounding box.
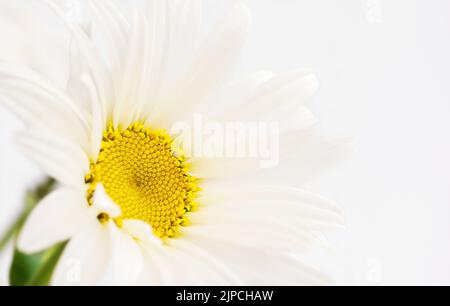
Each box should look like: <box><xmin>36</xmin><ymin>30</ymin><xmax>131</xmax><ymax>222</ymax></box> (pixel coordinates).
<box><xmin>0</xmin><ymin>0</ymin><xmax>350</xmax><ymax>285</ymax></box>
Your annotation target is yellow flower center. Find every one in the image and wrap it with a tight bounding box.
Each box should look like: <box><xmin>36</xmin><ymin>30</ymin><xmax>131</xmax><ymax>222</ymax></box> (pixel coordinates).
<box><xmin>85</xmin><ymin>123</ymin><xmax>198</xmax><ymax>239</ymax></box>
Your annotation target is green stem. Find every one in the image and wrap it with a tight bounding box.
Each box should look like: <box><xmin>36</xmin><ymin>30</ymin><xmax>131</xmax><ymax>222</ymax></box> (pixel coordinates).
<box><xmin>0</xmin><ymin>220</ymin><xmax>20</xmax><ymax>252</ymax></box>
<box><xmin>25</xmin><ymin>242</ymin><xmax>67</xmax><ymax>286</ymax></box>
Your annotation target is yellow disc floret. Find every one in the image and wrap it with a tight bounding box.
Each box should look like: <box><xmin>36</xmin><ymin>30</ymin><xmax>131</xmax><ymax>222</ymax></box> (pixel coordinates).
<box><xmin>85</xmin><ymin>122</ymin><xmax>199</xmax><ymax>239</ymax></box>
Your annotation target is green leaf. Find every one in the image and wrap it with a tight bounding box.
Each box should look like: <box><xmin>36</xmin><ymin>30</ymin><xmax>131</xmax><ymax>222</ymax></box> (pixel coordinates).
<box><xmin>27</xmin><ymin>242</ymin><xmax>67</xmax><ymax>286</ymax></box>
<box><xmin>9</xmin><ymin>242</ymin><xmax>67</xmax><ymax>286</ymax></box>
<box><xmin>9</xmin><ymin>249</ymin><xmax>46</xmax><ymax>286</ymax></box>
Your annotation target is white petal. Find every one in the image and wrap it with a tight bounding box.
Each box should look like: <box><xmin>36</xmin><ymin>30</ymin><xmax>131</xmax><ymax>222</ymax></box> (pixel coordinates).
<box><xmin>113</xmin><ymin>10</ymin><xmax>148</xmax><ymax>128</ymax></box>
<box><xmin>203</xmin><ymin>184</ymin><xmax>342</xmax><ymax>214</ymax></box>
<box><xmin>0</xmin><ymin>63</ymin><xmax>89</xmax><ymax>125</ymax></box>
<box><xmin>0</xmin><ymin>64</ymin><xmax>90</xmax><ymax>150</ymax></box>
<box><xmin>145</xmin><ymin>0</ymin><xmax>203</xmax><ymax>98</ymax></box>
<box><xmin>108</xmin><ymin>222</ymin><xmax>144</xmax><ymax>285</ymax></box>
<box><xmin>0</xmin><ymin>1</ymin><xmax>70</xmax><ymax>89</ymax></box>
<box><xmin>266</xmin><ymin>132</ymin><xmax>355</xmax><ymax>185</ymax></box>
<box><xmin>137</xmin><ymin>0</ymin><xmax>170</xmax><ymax>119</ymax></box>
<box><xmin>93</xmin><ymin>0</ymin><xmax>130</xmax><ymax>40</ymax></box>
<box><xmin>52</xmin><ymin>220</ymin><xmax>111</xmax><ymax>286</ymax></box>
<box><xmin>15</xmin><ymin>132</ymin><xmax>89</xmax><ymax>189</ymax></box>
<box><xmin>137</xmin><ymin>256</ymin><xmax>163</xmax><ymax>285</ymax></box>
<box><xmin>193</xmin><ymin>185</ymin><xmax>345</xmax><ymax>236</ymax></box>
<box><xmin>138</xmin><ymin>235</ymin><xmax>242</xmax><ymax>285</ymax></box>
<box><xmin>180</xmin><ymin>234</ymin><xmax>327</xmax><ymax>285</ymax></box>
<box><xmin>168</xmin><ymin>239</ymin><xmax>243</xmax><ymax>285</ymax></box>
<box><xmin>88</xmin><ymin>0</ymin><xmax>129</xmax><ymax>72</ymax></box>
<box><xmin>92</xmin><ymin>184</ymin><xmax>122</xmax><ymax>218</ymax></box>
<box><xmin>199</xmin><ymin>69</ymin><xmax>319</xmax><ymax>128</ymax></box>
<box><xmin>190</xmin><ymin>129</ymin><xmax>353</xmax><ymax>183</ymax></box>
<box><xmin>140</xmin><ymin>242</ymin><xmax>234</xmax><ymax>285</ymax></box>
<box><xmin>44</xmin><ymin>0</ymin><xmax>114</xmax><ymax>122</ymax></box>
<box><xmin>122</xmin><ymin>219</ymin><xmax>162</xmax><ymax>246</ymax></box>
<box><xmin>139</xmin><ymin>242</ymin><xmax>180</xmax><ymax>285</ymax></box>
<box><xmin>18</xmin><ymin>188</ymin><xmax>91</xmax><ymax>254</ymax></box>
<box><xmin>183</xmin><ymin>224</ymin><xmax>312</xmax><ymax>252</ymax></box>
<box><xmin>148</xmin><ymin>1</ymin><xmax>251</xmax><ymax>127</ymax></box>
<box><xmin>195</xmin><ymin>70</ymin><xmax>275</xmax><ymax>118</ymax></box>
<box><xmin>233</xmin><ymin>254</ymin><xmax>328</xmax><ymax>285</ymax></box>
<box><xmin>80</xmin><ymin>74</ymin><xmax>104</xmax><ymax>160</ymax></box>
<box><xmin>131</xmin><ymin>0</ymin><xmax>203</xmax><ymax>127</ymax></box>
<box><xmin>217</xmin><ymin>198</ymin><xmax>342</xmax><ymax>224</ymax></box>
<box><xmin>281</xmin><ymin>106</ymin><xmax>318</xmax><ymax>132</ymax></box>
<box><xmin>189</xmin><ymin>155</ymin><xmax>265</xmax><ymax>180</ymax></box>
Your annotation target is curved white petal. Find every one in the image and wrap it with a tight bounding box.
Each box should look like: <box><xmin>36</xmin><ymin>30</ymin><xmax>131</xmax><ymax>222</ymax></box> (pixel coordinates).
<box><xmin>92</xmin><ymin>184</ymin><xmax>122</xmax><ymax>218</ymax></box>
<box><xmin>0</xmin><ymin>0</ymin><xmax>70</xmax><ymax>89</ymax></box>
<box><xmin>18</xmin><ymin>188</ymin><xmax>91</xmax><ymax>254</ymax></box>
<box><xmin>182</xmin><ymin>185</ymin><xmax>344</xmax><ymax>254</ymax></box>
<box><xmin>14</xmin><ymin>132</ymin><xmax>89</xmax><ymax>189</ymax></box>
<box><xmin>177</xmin><ymin>233</ymin><xmax>327</xmax><ymax>285</ymax></box>
<box><xmin>282</xmin><ymin>106</ymin><xmax>318</xmax><ymax>132</ymax></box>
<box><xmin>194</xmin><ymin>70</ymin><xmax>275</xmax><ymax>118</ymax></box>
<box><xmin>263</xmin><ymin>132</ymin><xmax>355</xmax><ymax>185</ymax></box>
<box><xmin>80</xmin><ymin>74</ymin><xmax>104</xmax><ymax>160</ymax></box>
<box><xmin>160</xmin><ymin>0</ymin><xmax>202</xmax><ymax>94</ymax></box>
<box><xmin>139</xmin><ymin>240</ymin><xmax>238</xmax><ymax>286</ymax></box>
<box><xmin>201</xmin><ymin>185</ymin><xmax>343</xmax><ymax>216</ymax></box>
<box><xmin>0</xmin><ymin>63</ymin><xmax>90</xmax><ymax>127</ymax></box>
<box><xmin>88</xmin><ymin>0</ymin><xmax>129</xmax><ymax>72</ymax></box>
<box><xmin>135</xmin><ymin>0</ymin><xmax>170</xmax><ymax>122</ymax></box>
<box><xmin>184</xmin><ymin>223</ymin><xmax>316</xmax><ymax>252</ymax></box>
<box><xmin>148</xmin><ymin>1</ymin><xmax>251</xmax><ymax>128</ymax></box>
<box><xmin>138</xmin><ymin>242</ymin><xmax>180</xmax><ymax>285</ymax></box>
<box><xmin>200</xmin><ymin>69</ymin><xmax>319</xmax><ymax>128</ymax></box>
<box><xmin>108</xmin><ymin>222</ymin><xmax>144</xmax><ymax>285</ymax></box>
<box><xmin>15</xmin><ymin>132</ymin><xmax>89</xmax><ymax>189</ymax></box>
<box><xmin>44</xmin><ymin>0</ymin><xmax>114</xmax><ymax>122</ymax></box>
<box><xmin>137</xmin><ymin>0</ymin><xmax>203</xmax><ymax>108</ymax></box>
<box><xmin>122</xmin><ymin>219</ymin><xmax>162</xmax><ymax>246</ymax></box>
<box><xmin>0</xmin><ymin>64</ymin><xmax>90</xmax><ymax>150</ymax></box>
<box><xmin>113</xmin><ymin>10</ymin><xmax>148</xmax><ymax>128</ymax></box>
<box><xmin>52</xmin><ymin>220</ymin><xmax>111</xmax><ymax>286</ymax></box>
<box><xmin>168</xmin><ymin>238</ymin><xmax>243</xmax><ymax>285</ymax></box>
<box><xmin>94</xmin><ymin>0</ymin><xmax>130</xmax><ymax>40</ymax></box>
<box><xmin>190</xmin><ymin>129</ymin><xmax>353</xmax><ymax>183</ymax></box>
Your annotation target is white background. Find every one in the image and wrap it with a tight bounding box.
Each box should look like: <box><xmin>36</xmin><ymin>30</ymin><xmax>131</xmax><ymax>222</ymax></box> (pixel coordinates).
<box><xmin>1</xmin><ymin>0</ymin><xmax>449</xmax><ymax>285</ymax></box>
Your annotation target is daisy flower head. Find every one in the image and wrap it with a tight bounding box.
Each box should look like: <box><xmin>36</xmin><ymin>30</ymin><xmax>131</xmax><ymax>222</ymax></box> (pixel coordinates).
<box><xmin>0</xmin><ymin>0</ymin><xmax>350</xmax><ymax>285</ymax></box>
